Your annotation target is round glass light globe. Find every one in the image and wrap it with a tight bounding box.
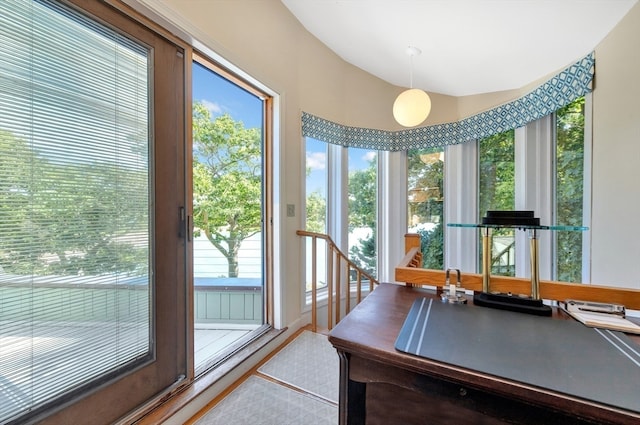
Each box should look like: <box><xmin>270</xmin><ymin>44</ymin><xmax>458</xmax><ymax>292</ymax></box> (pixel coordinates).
<box><xmin>392</xmin><ymin>88</ymin><xmax>432</xmax><ymax>127</ymax></box>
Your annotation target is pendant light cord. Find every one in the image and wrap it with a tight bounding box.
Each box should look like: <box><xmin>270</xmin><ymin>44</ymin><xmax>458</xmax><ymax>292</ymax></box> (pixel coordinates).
<box><xmin>409</xmin><ymin>53</ymin><xmax>414</xmax><ymax>88</ymax></box>
<box><xmin>406</xmin><ymin>45</ymin><xmax>421</xmax><ymax>89</ymax></box>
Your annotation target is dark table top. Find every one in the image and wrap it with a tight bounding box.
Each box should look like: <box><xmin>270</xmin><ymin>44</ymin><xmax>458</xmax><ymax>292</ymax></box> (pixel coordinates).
<box><xmin>329</xmin><ymin>283</ymin><xmax>640</xmax><ymax>424</ymax></box>
<box><xmin>395</xmin><ymin>296</ymin><xmax>640</xmax><ymax>413</ymax></box>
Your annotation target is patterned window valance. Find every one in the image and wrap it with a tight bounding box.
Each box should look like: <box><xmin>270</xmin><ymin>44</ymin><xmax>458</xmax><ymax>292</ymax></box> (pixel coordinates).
<box><xmin>302</xmin><ymin>52</ymin><xmax>594</xmax><ymax>151</ymax></box>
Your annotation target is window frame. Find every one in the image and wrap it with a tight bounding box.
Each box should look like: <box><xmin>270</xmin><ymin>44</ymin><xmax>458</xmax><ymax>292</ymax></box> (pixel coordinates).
<box><xmin>552</xmin><ymin>95</ymin><xmax>591</xmax><ymax>283</ymax></box>
<box><xmin>409</xmin><ymin>101</ymin><xmax>591</xmax><ymax>284</ymax></box>
<box><xmin>443</xmin><ymin>100</ymin><xmax>591</xmax><ymax>282</ymax></box>
<box><xmin>190</xmin><ymin>52</ymin><xmax>275</xmax><ymax>373</ymax></box>
<box><xmin>0</xmin><ymin>1</ymin><xmax>190</xmax><ymax>422</ymax></box>
<box><xmin>306</xmin><ymin>96</ymin><xmax>591</xmax><ymax>294</ymax></box>
<box><xmin>302</xmin><ymin>141</ymin><xmax>390</xmax><ymax>309</ymax></box>
<box><xmin>406</xmin><ymin>148</ymin><xmax>446</xmax><ymax>271</ymax></box>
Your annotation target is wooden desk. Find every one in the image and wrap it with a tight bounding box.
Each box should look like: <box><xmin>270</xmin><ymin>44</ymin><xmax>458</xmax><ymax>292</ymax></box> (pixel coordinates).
<box><xmin>328</xmin><ymin>283</ymin><xmax>640</xmax><ymax>425</ymax></box>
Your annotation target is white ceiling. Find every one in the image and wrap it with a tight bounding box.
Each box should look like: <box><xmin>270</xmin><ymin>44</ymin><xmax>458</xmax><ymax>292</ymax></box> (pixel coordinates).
<box><xmin>281</xmin><ymin>0</ymin><xmax>637</xmax><ymax>97</ymax></box>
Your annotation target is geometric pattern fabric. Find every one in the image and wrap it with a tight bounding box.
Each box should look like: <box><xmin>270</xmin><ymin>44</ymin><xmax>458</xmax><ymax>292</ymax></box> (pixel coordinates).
<box><xmin>302</xmin><ymin>52</ymin><xmax>594</xmax><ymax>151</ymax></box>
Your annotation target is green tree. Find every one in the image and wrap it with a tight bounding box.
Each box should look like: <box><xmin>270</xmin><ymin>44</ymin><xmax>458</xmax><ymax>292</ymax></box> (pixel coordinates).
<box><xmin>478</xmin><ymin>130</ymin><xmax>516</xmax><ymax>276</ymax></box>
<box><xmin>304</xmin><ymin>163</ymin><xmax>327</xmax><ymax>233</ymax></box>
<box><xmin>556</xmin><ymin>97</ymin><xmax>585</xmax><ymax>282</ymax></box>
<box><xmin>350</xmin><ymin>231</ymin><xmax>376</xmax><ymax>276</ymax></box>
<box><xmin>33</xmin><ymin>162</ymin><xmax>148</xmax><ymax>275</ymax></box>
<box><xmin>417</xmin><ymin>223</ymin><xmax>443</xmax><ymax>269</ymax></box>
<box><xmin>192</xmin><ymin>102</ymin><xmax>262</xmax><ymax>278</ymax></box>
<box><xmin>478</xmin><ymin>130</ymin><xmax>515</xmax><ymax>218</ymax></box>
<box><xmin>0</xmin><ymin>130</ymin><xmax>43</xmax><ymax>272</ymax></box>
<box><xmin>305</xmin><ymin>190</ymin><xmax>326</xmax><ymax>233</ymax></box>
<box><xmin>348</xmin><ymin>157</ymin><xmax>377</xmax><ymax>276</ymax></box>
<box><xmin>407</xmin><ymin>149</ymin><xmax>444</xmax><ymax>269</ymax></box>
<box><xmin>0</xmin><ymin>130</ymin><xmax>148</xmax><ymax>275</ymax></box>
<box><xmin>348</xmin><ymin>162</ymin><xmax>376</xmax><ymax>231</ymax></box>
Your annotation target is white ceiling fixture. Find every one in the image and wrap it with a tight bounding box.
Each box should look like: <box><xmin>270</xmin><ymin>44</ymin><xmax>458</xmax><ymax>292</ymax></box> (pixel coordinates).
<box><xmin>393</xmin><ymin>46</ymin><xmax>432</xmax><ymax>127</ymax></box>
<box><xmin>281</xmin><ymin>0</ymin><xmax>637</xmax><ymax>97</ymax></box>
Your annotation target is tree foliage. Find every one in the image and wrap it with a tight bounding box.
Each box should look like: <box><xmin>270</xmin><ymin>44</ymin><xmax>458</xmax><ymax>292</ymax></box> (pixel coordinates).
<box><xmin>348</xmin><ymin>155</ymin><xmax>377</xmax><ymax>277</ymax></box>
<box><xmin>556</xmin><ymin>97</ymin><xmax>585</xmax><ymax>282</ymax></box>
<box><xmin>478</xmin><ymin>130</ymin><xmax>515</xmax><ymax>218</ymax></box>
<box><xmin>348</xmin><ymin>161</ymin><xmax>376</xmax><ymax>231</ymax></box>
<box><xmin>0</xmin><ymin>130</ymin><xmax>148</xmax><ymax>276</ymax></box>
<box><xmin>417</xmin><ymin>223</ymin><xmax>444</xmax><ymax>269</ymax></box>
<box><xmin>475</xmin><ymin>99</ymin><xmax>585</xmax><ymax>282</ymax></box>
<box><xmin>305</xmin><ymin>190</ymin><xmax>326</xmax><ymax>233</ymax></box>
<box><xmin>0</xmin><ymin>130</ymin><xmax>42</xmax><ymax>273</ymax></box>
<box><xmin>349</xmin><ymin>230</ymin><xmax>376</xmax><ymax>277</ymax></box>
<box><xmin>407</xmin><ymin>149</ymin><xmax>445</xmax><ymax>270</ymax></box>
<box><xmin>304</xmin><ymin>163</ymin><xmax>327</xmax><ymax>233</ymax></box>
<box><xmin>478</xmin><ymin>130</ymin><xmax>516</xmax><ymax>276</ymax></box>
<box><xmin>192</xmin><ymin>102</ymin><xmax>262</xmax><ymax>278</ymax></box>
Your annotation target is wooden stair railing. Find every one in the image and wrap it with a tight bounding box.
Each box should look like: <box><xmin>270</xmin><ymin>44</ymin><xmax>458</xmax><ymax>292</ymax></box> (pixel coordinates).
<box><xmin>396</xmin><ymin>233</ymin><xmax>640</xmax><ymax>310</ymax></box>
<box><xmin>491</xmin><ymin>239</ymin><xmax>515</xmax><ymax>275</ymax></box>
<box><xmin>297</xmin><ymin>230</ymin><xmax>379</xmax><ymax>332</ymax></box>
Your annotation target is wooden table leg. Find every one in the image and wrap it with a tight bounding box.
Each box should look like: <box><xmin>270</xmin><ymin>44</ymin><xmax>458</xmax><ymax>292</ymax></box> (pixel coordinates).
<box><xmin>337</xmin><ymin>350</ymin><xmax>349</xmax><ymax>425</ymax></box>
<box><xmin>337</xmin><ymin>350</ymin><xmax>366</xmax><ymax>425</ymax></box>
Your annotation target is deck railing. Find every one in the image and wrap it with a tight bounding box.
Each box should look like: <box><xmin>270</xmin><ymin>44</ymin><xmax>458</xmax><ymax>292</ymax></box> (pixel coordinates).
<box><xmin>297</xmin><ymin>230</ymin><xmax>379</xmax><ymax>332</ymax></box>
<box><xmin>396</xmin><ymin>233</ymin><xmax>640</xmax><ymax>310</ymax></box>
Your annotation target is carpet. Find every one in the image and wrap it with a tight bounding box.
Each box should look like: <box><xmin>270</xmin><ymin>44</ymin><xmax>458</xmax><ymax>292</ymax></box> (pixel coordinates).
<box><xmin>258</xmin><ymin>330</ymin><xmax>339</xmax><ymax>403</ymax></box>
<box><xmin>194</xmin><ymin>375</ymin><xmax>336</xmax><ymax>425</ymax></box>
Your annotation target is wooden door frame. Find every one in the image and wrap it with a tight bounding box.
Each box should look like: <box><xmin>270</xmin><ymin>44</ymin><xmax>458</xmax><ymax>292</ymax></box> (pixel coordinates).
<box><xmin>29</xmin><ymin>1</ymin><xmax>191</xmax><ymax>423</ymax></box>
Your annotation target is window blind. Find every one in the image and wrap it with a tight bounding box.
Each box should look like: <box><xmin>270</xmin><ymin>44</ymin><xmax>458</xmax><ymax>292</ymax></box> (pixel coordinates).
<box><xmin>0</xmin><ymin>1</ymin><xmax>151</xmax><ymax>422</ymax></box>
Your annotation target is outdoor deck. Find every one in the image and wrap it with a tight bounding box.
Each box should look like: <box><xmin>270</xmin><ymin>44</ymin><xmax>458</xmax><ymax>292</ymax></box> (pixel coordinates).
<box><xmin>194</xmin><ymin>328</ymin><xmax>253</xmax><ymax>367</ymax></box>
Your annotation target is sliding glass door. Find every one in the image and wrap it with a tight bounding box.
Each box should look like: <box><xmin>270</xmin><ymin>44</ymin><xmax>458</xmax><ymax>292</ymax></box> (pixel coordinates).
<box><xmin>192</xmin><ymin>56</ymin><xmax>270</xmax><ymax>372</ymax></box>
<box><xmin>0</xmin><ymin>1</ymin><xmax>187</xmax><ymax>422</ymax></box>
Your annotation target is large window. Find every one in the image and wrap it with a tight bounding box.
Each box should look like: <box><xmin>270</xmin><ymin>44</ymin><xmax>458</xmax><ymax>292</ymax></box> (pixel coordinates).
<box><xmin>0</xmin><ymin>1</ymin><xmax>150</xmax><ymax>421</ymax></box>
<box><xmin>0</xmin><ymin>1</ymin><xmax>186</xmax><ymax>422</ymax></box>
<box><xmin>191</xmin><ymin>58</ymin><xmax>269</xmax><ymax>371</ymax></box>
<box><xmin>305</xmin><ymin>139</ymin><xmax>328</xmax><ymax>234</ymax></box>
<box><xmin>407</xmin><ymin>149</ymin><xmax>444</xmax><ymax>269</ymax></box>
<box><xmin>478</xmin><ymin>130</ymin><xmax>516</xmax><ymax>276</ymax></box>
<box><xmin>555</xmin><ymin>98</ymin><xmax>585</xmax><ymax>282</ymax></box>
<box><xmin>348</xmin><ymin>148</ymin><xmax>377</xmax><ymax>278</ymax></box>
<box><xmin>302</xmin><ymin>143</ymin><xmax>378</xmax><ymax>293</ymax></box>
<box><xmin>304</xmin><ymin>138</ymin><xmax>328</xmax><ymax>291</ymax></box>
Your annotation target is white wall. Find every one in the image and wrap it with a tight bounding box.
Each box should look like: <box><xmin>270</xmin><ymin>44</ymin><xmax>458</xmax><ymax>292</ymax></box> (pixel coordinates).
<box><xmin>590</xmin><ymin>3</ymin><xmax>640</xmax><ymax>288</ymax></box>
<box><xmin>127</xmin><ymin>0</ymin><xmax>640</xmax><ymax>327</ymax></box>
<box><xmin>193</xmin><ymin>233</ymin><xmax>262</xmax><ymax>278</ymax></box>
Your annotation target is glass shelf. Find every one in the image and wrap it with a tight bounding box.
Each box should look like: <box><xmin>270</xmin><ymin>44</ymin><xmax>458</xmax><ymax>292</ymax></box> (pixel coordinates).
<box><xmin>447</xmin><ymin>223</ymin><xmax>588</xmax><ymax>231</ymax></box>
<box><xmin>447</xmin><ymin>222</ymin><xmax>588</xmax><ymax>314</ymax></box>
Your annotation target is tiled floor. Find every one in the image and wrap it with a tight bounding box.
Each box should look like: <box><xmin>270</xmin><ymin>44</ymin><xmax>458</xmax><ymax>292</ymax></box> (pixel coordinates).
<box><xmin>258</xmin><ymin>330</ymin><xmax>339</xmax><ymax>403</ymax></box>
<box><xmin>190</xmin><ymin>330</ymin><xmax>339</xmax><ymax>425</ymax></box>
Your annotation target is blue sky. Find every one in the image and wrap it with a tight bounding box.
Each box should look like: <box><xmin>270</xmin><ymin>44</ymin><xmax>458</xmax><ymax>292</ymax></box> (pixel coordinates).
<box><xmin>305</xmin><ymin>138</ymin><xmax>377</xmax><ymax>195</ymax></box>
<box><xmin>193</xmin><ymin>62</ymin><xmax>262</xmax><ymax>129</ymax></box>
<box><xmin>192</xmin><ymin>61</ymin><xmax>376</xmax><ymax>195</ymax></box>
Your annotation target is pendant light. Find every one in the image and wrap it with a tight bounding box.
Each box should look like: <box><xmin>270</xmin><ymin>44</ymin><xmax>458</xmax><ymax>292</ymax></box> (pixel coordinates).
<box><xmin>393</xmin><ymin>46</ymin><xmax>432</xmax><ymax>127</ymax></box>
